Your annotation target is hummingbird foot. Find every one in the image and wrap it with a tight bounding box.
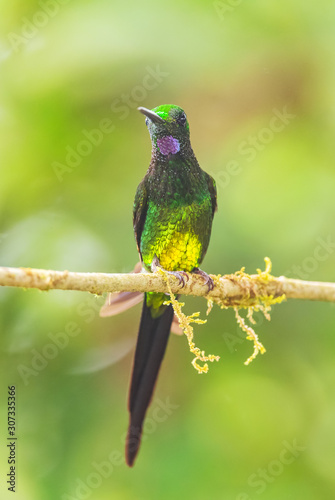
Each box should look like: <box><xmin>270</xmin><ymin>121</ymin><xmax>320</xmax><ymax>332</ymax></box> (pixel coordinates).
<box><xmin>192</xmin><ymin>267</ymin><xmax>215</xmax><ymax>292</ymax></box>
<box><xmin>151</xmin><ymin>256</ymin><xmax>189</xmax><ymax>288</ymax></box>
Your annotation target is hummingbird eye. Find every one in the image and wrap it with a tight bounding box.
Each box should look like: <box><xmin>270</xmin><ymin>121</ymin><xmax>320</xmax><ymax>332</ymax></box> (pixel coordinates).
<box><xmin>145</xmin><ymin>118</ymin><xmax>149</xmax><ymax>127</ymax></box>
<box><xmin>177</xmin><ymin>113</ymin><xmax>187</xmax><ymax>126</ymax></box>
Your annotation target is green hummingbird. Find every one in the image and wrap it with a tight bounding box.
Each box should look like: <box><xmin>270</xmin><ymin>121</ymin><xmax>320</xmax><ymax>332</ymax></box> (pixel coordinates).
<box><xmin>125</xmin><ymin>104</ymin><xmax>217</xmax><ymax>466</ymax></box>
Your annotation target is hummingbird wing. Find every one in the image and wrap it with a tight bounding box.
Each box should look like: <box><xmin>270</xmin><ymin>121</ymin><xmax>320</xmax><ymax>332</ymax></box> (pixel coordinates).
<box><xmin>100</xmin><ymin>291</ymin><xmax>143</xmax><ymax>317</ymax></box>
<box><xmin>133</xmin><ymin>179</ymin><xmax>148</xmax><ymax>258</ymax></box>
<box><xmin>206</xmin><ymin>173</ymin><xmax>218</xmax><ymax>216</ymax></box>
<box><xmin>100</xmin><ymin>262</ymin><xmax>143</xmax><ymax>317</ymax></box>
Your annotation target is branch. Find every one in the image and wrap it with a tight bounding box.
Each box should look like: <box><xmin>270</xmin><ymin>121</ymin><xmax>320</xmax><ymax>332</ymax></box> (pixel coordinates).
<box><xmin>0</xmin><ymin>265</ymin><xmax>335</xmax><ymax>304</ymax></box>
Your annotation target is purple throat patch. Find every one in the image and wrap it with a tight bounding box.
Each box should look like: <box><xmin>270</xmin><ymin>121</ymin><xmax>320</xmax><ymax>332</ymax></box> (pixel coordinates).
<box><xmin>157</xmin><ymin>135</ymin><xmax>180</xmax><ymax>155</ymax></box>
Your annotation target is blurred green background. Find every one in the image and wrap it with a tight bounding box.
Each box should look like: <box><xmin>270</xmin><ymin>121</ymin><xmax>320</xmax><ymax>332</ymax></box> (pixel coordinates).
<box><xmin>1</xmin><ymin>1</ymin><xmax>335</xmax><ymax>499</ymax></box>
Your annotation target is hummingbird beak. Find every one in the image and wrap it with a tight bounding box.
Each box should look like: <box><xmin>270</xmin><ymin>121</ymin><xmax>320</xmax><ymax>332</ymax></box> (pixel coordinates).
<box><xmin>138</xmin><ymin>107</ymin><xmax>164</xmax><ymax>124</ymax></box>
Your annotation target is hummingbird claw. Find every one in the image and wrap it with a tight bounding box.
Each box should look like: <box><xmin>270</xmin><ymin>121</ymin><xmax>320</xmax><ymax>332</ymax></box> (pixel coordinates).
<box><xmin>151</xmin><ymin>257</ymin><xmax>189</xmax><ymax>288</ymax></box>
<box><xmin>169</xmin><ymin>270</ymin><xmax>189</xmax><ymax>287</ymax></box>
<box><xmin>192</xmin><ymin>268</ymin><xmax>215</xmax><ymax>292</ymax></box>
<box><xmin>151</xmin><ymin>255</ymin><xmax>160</xmax><ymax>273</ymax></box>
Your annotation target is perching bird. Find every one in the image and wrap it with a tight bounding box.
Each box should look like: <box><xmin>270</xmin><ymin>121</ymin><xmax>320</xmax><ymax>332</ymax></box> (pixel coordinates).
<box><xmin>124</xmin><ymin>104</ymin><xmax>217</xmax><ymax>466</ymax></box>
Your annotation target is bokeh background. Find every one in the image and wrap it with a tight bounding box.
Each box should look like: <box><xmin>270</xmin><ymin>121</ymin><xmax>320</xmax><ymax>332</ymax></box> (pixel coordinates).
<box><xmin>1</xmin><ymin>1</ymin><xmax>335</xmax><ymax>499</ymax></box>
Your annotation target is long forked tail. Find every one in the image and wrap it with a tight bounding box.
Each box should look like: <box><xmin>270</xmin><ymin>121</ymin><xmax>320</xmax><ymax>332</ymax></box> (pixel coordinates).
<box><xmin>125</xmin><ymin>294</ymin><xmax>174</xmax><ymax>467</ymax></box>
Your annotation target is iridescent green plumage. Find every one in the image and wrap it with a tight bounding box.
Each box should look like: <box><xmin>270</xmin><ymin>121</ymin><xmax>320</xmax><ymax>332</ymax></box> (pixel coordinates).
<box><xmin>126</xmin><ymin>104</ymin><xmax>217</xmax><ymax>466</ymax></box>
<box><xmin>134</xmin><ymin>105</ymin><xmax>216</xmax><ymax>280</ymax></box>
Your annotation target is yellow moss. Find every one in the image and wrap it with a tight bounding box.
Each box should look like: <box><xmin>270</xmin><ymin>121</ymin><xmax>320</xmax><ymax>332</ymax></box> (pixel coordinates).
<box><xmin>206</xmin><ymin>298</ymin><xmax>214</xmax><ymax>316</ymax></box>
<box><xmin>157</xmin><ymin>257</ymin><xmax>285</xmax><ymax>369</ymax></box>
<box><xmin>205</xmin><ymin>257</ymin><xmax>285</xmax><ymax>365</ymax></box>
<box><xmin>159</xmin><ymin>268</ymin><xmax>220</xmax><ymax>374</ymax></box>
<box><xmin>257</xmin><ymin>256</ymin><xmax>272</xmax><ymax>277</ymax></box>
<box><xmin>234</xmin><ymin>307</ymin><xmax>266</xmax><ymax>365</ymax></box>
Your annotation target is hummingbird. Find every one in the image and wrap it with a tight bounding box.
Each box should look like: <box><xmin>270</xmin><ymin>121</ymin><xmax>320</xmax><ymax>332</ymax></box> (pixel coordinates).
<box><xmin>124</xmin><ymin>104</ymin><xmax>217</xmax><ymax>466</ymax></box>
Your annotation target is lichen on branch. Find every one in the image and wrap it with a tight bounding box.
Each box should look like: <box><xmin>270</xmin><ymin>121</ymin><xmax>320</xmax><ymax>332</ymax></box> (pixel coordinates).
<box><xmin>210</xmin><ymin>257</ymin><xmax>286</xmax><ymax>366</ymax></box>
<box><xmin>160</xmin><ymin>258</ymin><xmax>286</xmax><ymax>372</ymax></box>
<box><xmin>160</xmin><ymin>268</ymin><xmax>220</xmax><ymax>374</ymax></box>
<box><xmin>0</xmin><ymin>262</ymin><xmax>335</xmax><ymax>302</ymax></box>
<box><xmin>0</xmin><ymin>258</ymin><xmax>334</xmax><ymax>370</ymax></box>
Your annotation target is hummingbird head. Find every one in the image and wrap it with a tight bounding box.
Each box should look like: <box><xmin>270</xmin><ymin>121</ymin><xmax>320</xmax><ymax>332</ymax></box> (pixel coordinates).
<box><xmin>138</xmin><ymin>104</ymin><xmax>191</xmax><ymax>157</ymax></box>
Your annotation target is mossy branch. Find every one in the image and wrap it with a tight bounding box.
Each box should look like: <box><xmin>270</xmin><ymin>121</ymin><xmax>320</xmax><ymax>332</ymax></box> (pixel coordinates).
<box><xmin>1</xmin><ymin>259</ymin><xmax>334</xmax><ymax>371</ymax></box>
<box><xmin>0</xmin><ymin>262</ymin><xmax>334</xmax><ymax>303</ymax></box>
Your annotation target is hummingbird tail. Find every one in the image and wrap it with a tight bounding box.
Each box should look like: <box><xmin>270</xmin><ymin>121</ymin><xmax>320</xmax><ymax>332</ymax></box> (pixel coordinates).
<box><xmin>126</xmin><ymin>294</ymin><xmax>173</xmax><ymax>467</ymax></box>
